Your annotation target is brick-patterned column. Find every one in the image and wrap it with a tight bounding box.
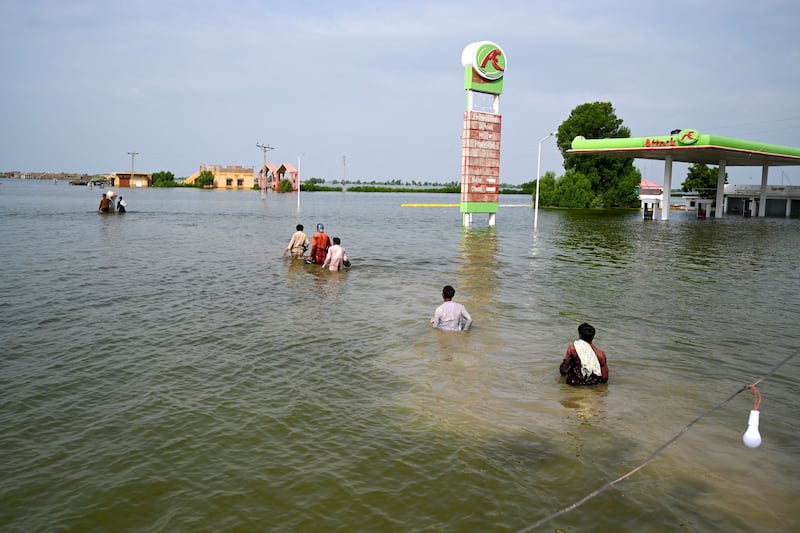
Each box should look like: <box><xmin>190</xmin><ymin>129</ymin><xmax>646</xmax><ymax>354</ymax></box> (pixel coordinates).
<box><xmin>461</xmin><ymin>110</ymin><xmax>501</xmax><ymax>225</ymax></box>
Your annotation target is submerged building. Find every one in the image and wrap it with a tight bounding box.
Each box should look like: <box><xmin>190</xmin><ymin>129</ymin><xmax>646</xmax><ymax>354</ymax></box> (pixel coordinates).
<box><xmin>571</xmin><ymin>129</ymin><xmax>800</xmax><ymax>220</ymax></box>
<box><xmin>184</xmin><ymin>165</ymin><xmax>255</xmax><ymax>189</ymax></box>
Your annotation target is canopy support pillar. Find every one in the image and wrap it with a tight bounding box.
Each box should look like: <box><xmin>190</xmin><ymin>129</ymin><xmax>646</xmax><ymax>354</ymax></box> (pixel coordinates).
<box><xmin>759</xmin><ymin>165</ymin><xmax>769</xmax><ymax>217</ymax></box>
<box><xmin>661</xmin><ymin>155</ymin><xmax>673</xmax><ymax>221</ymax></box>
<box><xmin>715</xmin><ymin>160</ymin><xmax>726</xmax><ymax>218</ymax></box>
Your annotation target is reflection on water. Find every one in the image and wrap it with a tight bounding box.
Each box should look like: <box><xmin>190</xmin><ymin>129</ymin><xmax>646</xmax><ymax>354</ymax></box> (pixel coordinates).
<box><xmin>554</xmin><ymin>209</ymin><xmax>639</xmax><ymax>273</ymax></box>
<box><xmin>1</xmin><ymin>180</ymin><xmax>799</xmax><ymax>532</ymax></box>
<box><xmin>559</xmin><ymin>384</ymin><xmax>609</xmax><ymax>425</ymax></box>
<box><xmin>459</xmin><ymin>226</ymin><xmax>500</xmax><ymax>320</ymax></box>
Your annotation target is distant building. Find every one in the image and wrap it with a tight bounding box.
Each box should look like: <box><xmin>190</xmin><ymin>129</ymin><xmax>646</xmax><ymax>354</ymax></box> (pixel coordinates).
<box><xmin>723</xmin><ymin>184</ymin><xmax>800</xmax><ymax>217</ymax></box>
<box><xmin>110</xmin><ymin>171</ymin><xmax>152</xmax><ymax>188</ymax></box>
<box><xmin>636</xmin><ymin>179</ymin><xmax>663</xmax><ymax>219</ymax></box>
<box><xmin>184</xmin><ymin>164</ymin><xmax>255</xmax><ymax>189</ymax></box>
<box><xmin>258</xmin><ymin>162</ymin><xmax>299</xmax><ymax>192</ymax></box>
<box><xmin>642</xmin><ymin>183</ymin><xmax>800</xmax><ymax>218</ymax></box>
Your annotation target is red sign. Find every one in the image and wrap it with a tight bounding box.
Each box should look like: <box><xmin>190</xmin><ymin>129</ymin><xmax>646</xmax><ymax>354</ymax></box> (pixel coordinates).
<box><xmin>645</xmin><ymin>138</ymin><xmax>677</xmax><ymax>148</ymax></box>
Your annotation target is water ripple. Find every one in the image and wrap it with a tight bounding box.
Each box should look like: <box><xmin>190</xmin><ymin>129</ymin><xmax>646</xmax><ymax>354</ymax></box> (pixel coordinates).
<box><xmin>1</xmin><ymin>182</ymin><xmax>799</xmax><ymax>531</ymax></box>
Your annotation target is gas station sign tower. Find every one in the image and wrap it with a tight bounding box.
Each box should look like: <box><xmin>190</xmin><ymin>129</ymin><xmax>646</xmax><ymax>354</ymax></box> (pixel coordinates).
<box><xmin>460</xmin><ymin>41</ymin><xmax>506</xmax><ymax>226</ymax></box>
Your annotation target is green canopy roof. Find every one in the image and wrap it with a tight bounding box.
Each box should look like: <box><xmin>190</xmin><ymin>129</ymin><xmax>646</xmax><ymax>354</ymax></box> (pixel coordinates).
<box><xmin>568</xmin><ymin>129</ymin><xmax>800</xmax><ymax>167</ymax></box>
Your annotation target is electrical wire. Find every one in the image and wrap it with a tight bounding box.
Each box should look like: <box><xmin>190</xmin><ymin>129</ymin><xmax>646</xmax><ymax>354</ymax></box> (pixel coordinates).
<box><xmin>517</xmin><ymin>350</ymin><xmax>798</xmax><ymax>533</ymax></box>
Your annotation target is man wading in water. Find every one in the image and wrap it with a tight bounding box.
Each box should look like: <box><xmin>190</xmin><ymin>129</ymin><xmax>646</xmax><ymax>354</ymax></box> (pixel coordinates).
<box><xmin>559</xmin><ymin>322</ymin><xmax>609</xmax><ymax>386</ymax></box>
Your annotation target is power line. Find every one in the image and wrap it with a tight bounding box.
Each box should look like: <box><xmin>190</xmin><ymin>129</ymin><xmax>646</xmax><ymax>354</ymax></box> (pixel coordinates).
<box><xmin>256</xmin><ymin>143</ymin><xmax>275</xmax><ymax>171</ymax></box>
<box><xmin>517</xmin><ymin>350</ymin><xmax>799</xmax><ymax>532</ymax></box>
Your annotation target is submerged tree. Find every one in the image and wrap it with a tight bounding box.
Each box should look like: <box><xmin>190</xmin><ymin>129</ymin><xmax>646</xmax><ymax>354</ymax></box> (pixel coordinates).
<box><xmin>278</xmin><ymin>179</ymin><xmax>294</xmax><ymax>193</ymax></box>
<box><xmin>196</xmin><ymin>170</ymin><xmax>214</xmax><ymax>188</ymax></box>
<box><xmin>151</xmin><ymin>170</ymin><xmax>176</xmax><ymax>187</ymax></box>
<box><xmin>682</xmin><ymin>163</ymin><xmax>727</xmax><ymax>197</ymax></box>
<box><xmin>535</xmin><ymin>171</ymin><xmax>558</xmax><ymax>207</ymax></box>
<box><xmin>551</xmin><ymin>101</ymin><xmax>641</xmax><ymax>207</ymax></box>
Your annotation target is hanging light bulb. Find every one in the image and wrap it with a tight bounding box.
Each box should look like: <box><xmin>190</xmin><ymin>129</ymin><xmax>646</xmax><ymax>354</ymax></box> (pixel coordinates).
<box><xmin>742</xmin><ymin>409</ymin><xmax>762</xmax><ymax>448</ymax></box>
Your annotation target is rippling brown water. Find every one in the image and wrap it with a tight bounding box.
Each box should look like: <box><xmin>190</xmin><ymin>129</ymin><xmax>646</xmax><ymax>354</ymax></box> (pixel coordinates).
<box><xmin>1</xmin><ymin>178</ymin><xmax>798</xmax><ymax>532</ymax></box>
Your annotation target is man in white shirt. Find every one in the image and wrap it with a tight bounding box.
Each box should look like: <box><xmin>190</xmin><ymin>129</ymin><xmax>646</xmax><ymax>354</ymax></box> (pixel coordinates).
<box><xmin>431</xmin><ymin>285</ymin><xmax>472</xmax><ymax>331</ymax></box>
<box><xmin>322</xmin><ymin>237</ymin><xmax>349</xmax><ymax>271</ymax></box>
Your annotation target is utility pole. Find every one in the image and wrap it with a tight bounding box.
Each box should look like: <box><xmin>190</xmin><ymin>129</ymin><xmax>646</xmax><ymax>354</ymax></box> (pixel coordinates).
<box><xmin>256</xmin><ymin>143</ymin><xmax>274</xmax><ymax>198</ymax></box>
<box><xmin>127</xmin><ymin>151</ymin><xmax>139</xmax><ymax>186</ymax></box>
<box><xmin>342</xmin><ymin>155</ymin><xmax>346</xmax><ymax>192</ymax></box>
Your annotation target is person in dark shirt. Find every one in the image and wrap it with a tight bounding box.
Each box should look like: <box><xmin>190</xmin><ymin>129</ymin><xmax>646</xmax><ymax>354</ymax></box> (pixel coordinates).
<box><xmin>559</xmin><ymin>323</ymin><xmax>609</xmax><ymax>386</ymax></box>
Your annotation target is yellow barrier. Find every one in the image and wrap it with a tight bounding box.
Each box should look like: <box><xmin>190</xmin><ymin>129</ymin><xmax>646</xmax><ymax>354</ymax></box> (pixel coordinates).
<box><xmin>401</xmin><ymin>203</ymin><xmax>532</xmax><ymax>208</ymax></box>
<box><xmin>400</xmin><ymin>203</ymin><xmax>459</xmax><ymax>207</ymax></box>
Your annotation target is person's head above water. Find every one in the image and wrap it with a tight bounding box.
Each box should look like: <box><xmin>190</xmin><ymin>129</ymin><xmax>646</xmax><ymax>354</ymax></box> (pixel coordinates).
<box><xmin>578</xmin><ymin>322</ymin><xmax>595</xmax><ymax>343</ymax></box>
<box><xmin>442</xmin><ymin>285</ymin><xmax>455</xmax><ymax>300</ymax></box>
<box><xmin>296</xmin><ymin>224</ymin><xmax>303</xmax><ymax>231</ymax></box>
<box><xmin>317</xmin><ymin>223</ymin><xmax>324</xmax><ymax>232</ymax></box>
<box><xmin>333</xmin><ymin>237</ymin><xmax>341</xmax><ymax>245</ymax></box>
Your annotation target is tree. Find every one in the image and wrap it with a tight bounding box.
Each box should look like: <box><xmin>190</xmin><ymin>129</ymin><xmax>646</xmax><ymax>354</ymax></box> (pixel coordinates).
<box><xmin>553</xmin><ymin>170</ymin><xmax>593</xmax><ymax>208</ymax></box>
<box><xmin>151</xmin><ymin>170</ymin><xmax>176</xmax><ymax>187</ymax></box>
<box><xmin>536</xmin><ymin>171</ymin><xmax>558</xmax><ymax>207</ymax></box>
<box><xmin>278</xmin><ymin>179</ymin><xmax>294</xmax><ymax>193</ymax></box>
<box><xmin>682</xmin><ymin>163</ymin><xmax>727</xmax><ymax>197</ymax></box>
<box><xmin>554</xmin><ymin>101</ymin><xmax>641</xmax><ymax>207</ymax></box>
<box><xmin>196</xmin><ymin>170</ymin><xmax>214</xmax><ymax>188</ymax></box>
<box><xmin>517</xmin><ymin>180</ymin><xmax>536</xmax><ymax>194</ymax></box>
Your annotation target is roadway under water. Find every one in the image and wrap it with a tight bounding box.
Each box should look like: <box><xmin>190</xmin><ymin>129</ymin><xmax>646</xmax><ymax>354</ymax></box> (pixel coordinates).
<box><xmin>1</xmin><ymin>178</ymin><xmax>798</xmax><ymax>531</ymax></box>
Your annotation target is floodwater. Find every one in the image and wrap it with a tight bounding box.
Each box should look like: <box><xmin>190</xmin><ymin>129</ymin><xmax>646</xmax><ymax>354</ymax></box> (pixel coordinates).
<box><xmin>1</xmin><ymin>178</ymin><xmax>798</xmax><ymax>532</ymax></box>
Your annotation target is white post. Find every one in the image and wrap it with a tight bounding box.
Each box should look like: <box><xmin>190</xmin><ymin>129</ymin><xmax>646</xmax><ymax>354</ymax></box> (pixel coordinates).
<box><xmin>534</xmin><ymin>132</ymin><xmax>555</xmax><ymax>230</ymax></box>
<box><xmin>759</xmin><ymin>164</ymin><xmax>769</xmax><ymax>217</ymax></box>
<box><xmin>661</xmin><ymin>155</ymin><xmax>673</xmax><ymax>220</ymax></box>
<box><xmin>297</xmin><ymin>155</ymin><xmax>302</xmax><ymax>211</ymax></box>
<box><xmin>715</xmin><ymin>160</ymin><xmax>726</xmax><ymax>218</ymax></box>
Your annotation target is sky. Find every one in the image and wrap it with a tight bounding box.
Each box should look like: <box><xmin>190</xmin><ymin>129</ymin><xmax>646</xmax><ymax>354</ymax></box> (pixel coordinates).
<box><xmin>2</xmin><ymin>0</ymin><xmax>799</xmax><ymax>185</ymax></box>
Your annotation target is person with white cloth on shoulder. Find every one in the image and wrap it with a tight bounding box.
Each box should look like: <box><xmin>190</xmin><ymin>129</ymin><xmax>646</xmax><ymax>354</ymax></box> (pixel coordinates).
<box><xmin>559</xmin><ymin>322</ymin><xmax>609</xmax><ymax>386</ymax></box>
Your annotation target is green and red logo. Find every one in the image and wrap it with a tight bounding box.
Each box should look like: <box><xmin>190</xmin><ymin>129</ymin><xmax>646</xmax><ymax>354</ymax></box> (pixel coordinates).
<box><xmin>677</xmin><ymin>129</ymin><xmax>699</xmax><ymax>145</ymax></box>
<box><xmin>462</xmin><ymin>41</ymin><xmax>506</xmax><ymax>81</ymax></box>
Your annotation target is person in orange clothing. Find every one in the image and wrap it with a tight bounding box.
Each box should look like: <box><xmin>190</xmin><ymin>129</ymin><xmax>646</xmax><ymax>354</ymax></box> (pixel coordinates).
<box><xmin>307</xmin><ymin>223</ymin><xmax>331</xmax><ymax>265</ymax></box>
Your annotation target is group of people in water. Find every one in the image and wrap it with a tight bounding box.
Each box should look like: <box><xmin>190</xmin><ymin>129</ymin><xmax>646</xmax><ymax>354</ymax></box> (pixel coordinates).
<box><xmin>283</xmin><ymin>225</ymin><xmax>609</xmax><ymax>386</ymax></box>
<box><xmin>282</xmin><ymin>223</ymin><xmax>350</xmax><ymax>271</ymax></box>
<box><xmin>429</xmin><ymin>285</ymin><xmax>609</xmax><ymax>386</ymax></box>
<box><xmin>98</xmin><ymin>191</ymin><xmax>126</xmax><ymax>213</ymax></box>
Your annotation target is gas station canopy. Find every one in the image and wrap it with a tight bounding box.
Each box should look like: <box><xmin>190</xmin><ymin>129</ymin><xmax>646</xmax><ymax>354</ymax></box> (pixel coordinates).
<box><xmin>567</xmin><ymin>129</ymin><xmax>800</xmax><ymax>167</ymax></box>
<box><xmin>566</xmin><ymin>129</ymin><xmax>800</xmax><ymax>220</ymax></box>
